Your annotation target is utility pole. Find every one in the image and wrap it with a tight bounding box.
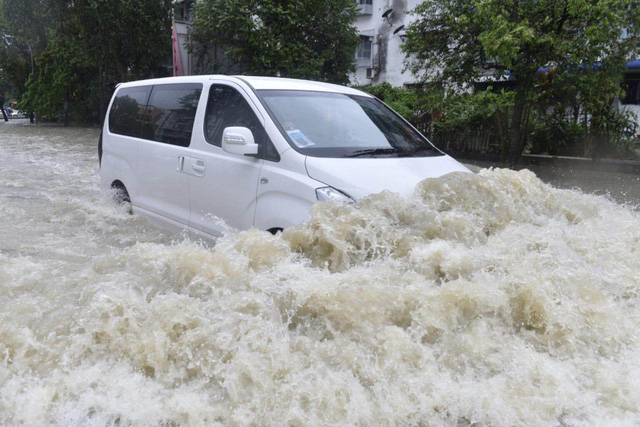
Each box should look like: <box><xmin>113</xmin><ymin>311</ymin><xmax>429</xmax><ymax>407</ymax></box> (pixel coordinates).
<box><xmin>28</xmin><ymin>43</ymin><xmax>34</xmax><ymax>75</ymax></box>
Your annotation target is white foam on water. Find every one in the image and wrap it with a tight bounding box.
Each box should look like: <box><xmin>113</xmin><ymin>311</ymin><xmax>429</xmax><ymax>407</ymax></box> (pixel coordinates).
<box><xmin>1</xmin><ymin>124</ymin><xmax>640</xmax><ymax>425</ymax></box>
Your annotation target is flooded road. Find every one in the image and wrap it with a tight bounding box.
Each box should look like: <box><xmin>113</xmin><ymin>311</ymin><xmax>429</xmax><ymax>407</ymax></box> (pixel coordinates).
<box><xmin>2</xmin><ymin>120</ymin><xmax>640</xmax><ymax>425</ymax></box>
<box><xmin>465</xmin><ymin>158</ymin><xmax>640</xmax><ymax>209</ymax></box>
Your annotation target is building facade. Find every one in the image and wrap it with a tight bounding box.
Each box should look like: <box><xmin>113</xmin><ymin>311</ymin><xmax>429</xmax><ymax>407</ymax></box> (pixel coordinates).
<box><xmin>174</xmin><ymin>0</ymin><xmax>418</xmax><ymax>86</ymax></box>
<box><xmin>350</xmin><ymin>0</ymin><xmax>420</xmax><ymax>87</ymax></box>
<box><xmin>173</xmin><ymin>0</ymin><xmax>194</xmax><ymax>76</ymax></box>
<box><xmin>621</xmin><ymin>60</ymin><xmax>640</xmax><ymax>127</ymax></box>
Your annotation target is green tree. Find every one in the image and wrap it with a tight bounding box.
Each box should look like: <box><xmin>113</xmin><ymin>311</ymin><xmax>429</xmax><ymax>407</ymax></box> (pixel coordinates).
<box><xmin>190</xmin><ymin>0</ymin><xmax>359</xmax><ymax>85</ymax></box>
<box><xmin>70</xmin><ymin>0</ymin><xmax>173</xmax><ymax>121</ymax></box>
<box><xmin>20</xmin><ymin>46</ymin><xmax>68</xmax><ymax>120</ymax></box>
<box><xmin>403</xmin><ymin>0</ymin><xmax>640</xmax><ymax>165</ymax></box>
<box><xmin>0</xmin><ymin>0</ymin><xmax>51</xmax><ymax>106</ymax></box>
<box><xmin>356</xmin><ymin>82</ymin><xmax>420</xmax><ymax>121</ymax></box>
<box><xmin>18</xmin><ymin>0</ymin><xmax>172</xmax><ymax>124</ymax></box>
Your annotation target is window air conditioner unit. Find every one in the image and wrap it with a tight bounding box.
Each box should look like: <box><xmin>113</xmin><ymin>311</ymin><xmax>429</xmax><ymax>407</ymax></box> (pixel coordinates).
<box><xmin>366</xmin><ymin>67</ymin><xmax>377</xmax><ymax>79</ymax></box>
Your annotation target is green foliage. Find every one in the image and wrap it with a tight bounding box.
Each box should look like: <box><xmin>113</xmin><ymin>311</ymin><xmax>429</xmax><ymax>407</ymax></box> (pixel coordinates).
<box><xmin>70</xmin><ymin>0</ymin><xmax>172</xmax><ymax>81</ymax></box>
<box><xmin>591</xmin><ymin>107</ymin><xmax>639</xmax><ymax>157</ymax></box>
<box><xmin>404</xmin><ymin>0</ymin><xmax>637</xmax><ymax>87</ymax></box>
<box><xmin>0</xmin><ymin>44</ymin><xmax>29</xmax><ymax>101</ymax></box>
<box><xmin>2</xmin><ymin>0</ymin><xmax>172</xmax><ymax>123</ymax></box>
<box><xmin>191</xmin><ymin>0</ymin><xmax>359</xmax><ymax>85</ymax></box>
<box><xmin>68</xmin><ymin>0</ymin><xmax>173</xmax><ymax>121</ymax></box>
<box><xmin>403</xmin><ymin>0</ymin><xmax>640</xmax><ymax>163</ymax></box>
<box><xmin>0</xmin><ymin>0</ymin><xmax>64</xmax><ymax>101</ymax></box>
<box><xmin>429</xmin><ymin>89</ymin><xmax>514</xmax><ymax>132</ymax></box>
<box><xmin>423</xmin><ymin>89</ymin><xmax>516</xmax><ymax>155</ymax></box>
<box><xmin>527</xmin><ymin>111</ymin><xmax>584</xmax><ymax>155</ymax></box>
<box><xmin>20</xmin><ymin>46</ymin><xmax>67</xmax><ymax>118</ymax></box>
<box><xmin>355</xmin><ymin>82</ymin><xmax>419</xmax><ymax>121</ymax></box>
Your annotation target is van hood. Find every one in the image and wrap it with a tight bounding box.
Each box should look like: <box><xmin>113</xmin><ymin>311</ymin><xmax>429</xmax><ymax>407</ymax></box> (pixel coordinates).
<box><xmin>305</xmin><ymin>155</ymin><xmax>470</xmax><ymax>199</ymax></box>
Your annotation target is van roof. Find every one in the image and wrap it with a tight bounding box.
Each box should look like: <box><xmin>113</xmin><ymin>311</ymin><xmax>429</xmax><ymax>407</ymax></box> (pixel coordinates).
<box><xmin>237</xmin><ymin>76</ymin><xmax>367</xmax><ymax>95</ymax></box>
<box><xmin>116</xmin><ymin>75</ymin><xmax>371</xmax><ymax>97</ymax></box>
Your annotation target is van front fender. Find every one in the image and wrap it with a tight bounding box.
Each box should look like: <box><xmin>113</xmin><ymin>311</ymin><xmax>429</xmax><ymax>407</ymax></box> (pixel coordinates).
<box><xmin>254</xmin><ymin>191</ymin><xmax>316</xmax><ymax>231</ymax></box>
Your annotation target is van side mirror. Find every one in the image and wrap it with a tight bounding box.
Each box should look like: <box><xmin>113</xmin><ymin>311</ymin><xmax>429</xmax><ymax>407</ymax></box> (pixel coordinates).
<box><xmin>222</xmin><ymin>127</ymin><xmax>259</xmax><ymax>157</ymax></box>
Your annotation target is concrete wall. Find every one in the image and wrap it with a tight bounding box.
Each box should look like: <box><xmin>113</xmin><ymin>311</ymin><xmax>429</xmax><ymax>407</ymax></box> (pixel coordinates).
<box><xmin>174</xmin><ymin>21</ymin><xmax>191</xmax><ymax>76</ymax></box>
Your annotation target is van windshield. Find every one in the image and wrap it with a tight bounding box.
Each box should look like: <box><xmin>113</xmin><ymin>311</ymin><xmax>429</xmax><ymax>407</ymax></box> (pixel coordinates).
<box><xmin>258</xmin><ymin>90</ymin><xmax>443</xmax><ymax>158</ymax></box>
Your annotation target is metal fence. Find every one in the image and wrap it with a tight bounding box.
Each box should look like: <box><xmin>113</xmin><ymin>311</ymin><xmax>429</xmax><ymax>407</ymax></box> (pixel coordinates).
<box><xmin>415</xmin><ymin>121</ymin><xmax>503</xmax><ymax>155</ymax></box>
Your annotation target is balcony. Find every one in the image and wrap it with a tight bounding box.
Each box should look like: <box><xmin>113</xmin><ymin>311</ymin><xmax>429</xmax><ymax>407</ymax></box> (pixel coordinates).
<box><xmin>356</xmin><ymin>2</ymin><xmax>373</xmax><ymax>15</ymax></box>
<box><xmin>357</xmin><ymin>57</ymin><xmax>372</xmax><ymax>68</ymax></box>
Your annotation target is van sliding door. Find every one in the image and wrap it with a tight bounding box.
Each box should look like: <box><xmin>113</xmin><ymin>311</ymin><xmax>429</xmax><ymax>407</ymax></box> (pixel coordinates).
<box><xmin>135</xmin><ymin>83</ymin><xmax>202</xmax><ymax>231</ymax></box>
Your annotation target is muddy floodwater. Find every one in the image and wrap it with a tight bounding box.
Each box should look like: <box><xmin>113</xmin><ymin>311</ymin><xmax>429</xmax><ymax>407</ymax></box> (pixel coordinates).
<box><xmin>1</xmin><ymin>121</ymin><xmax>640</xmax><ymax>425</ymax></box>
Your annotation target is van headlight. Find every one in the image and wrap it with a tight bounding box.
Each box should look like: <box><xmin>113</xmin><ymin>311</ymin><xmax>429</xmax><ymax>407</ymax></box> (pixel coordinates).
<box><xmin>315</xmin><ymin>186</ymin><xmax>354</xmax><ymax>203</ymax></box>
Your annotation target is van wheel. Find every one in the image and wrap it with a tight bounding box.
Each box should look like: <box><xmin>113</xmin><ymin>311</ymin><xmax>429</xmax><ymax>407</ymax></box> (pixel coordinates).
<box><xmin>98</xmin><ymin>130</ymin><xmax>103</xmax><ymax>166</ymax></box>
<box><xmin>112</xmin><ymin>184</ymin><xmax>130</xmax><ymax>203</ymax></box>
<box><xmin>111</xmin><ymin>182</ymin><xmax>132</xmax><ymax>213</ymax></box>
<box><xmin>268</xmin><ymin>228</ymin><xmax>283</xmax><ymax>235</ymax></box>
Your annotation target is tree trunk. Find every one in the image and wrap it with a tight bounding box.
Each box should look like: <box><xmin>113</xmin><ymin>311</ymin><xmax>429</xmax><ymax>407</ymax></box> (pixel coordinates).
<box><xmin>495</xmin><ymin>109</ymin><xmax>506</xmax><ymax>159</ymax></box>
<box><xmin>63</xmin><ymin>88</ymin><xmax>70</xmax><ymax>127</ymax></box>
<box><xmin>99</xmin><ymin>66</ymin><xmax>106</xmax><ymax>125</ymax></box>
<box><xmin>0</xmin><ymin>93</ymin><xmax>7</xmax><ymax>122</ymax></box>
<box><xmin>507</xmin><ymin>91</ymin><xmax>526</xmax><ymax>168</ymax></box>
<box><xmin>583</xmin><ymin>109</ymin><xmax>588</xmax><ymax>157</ymax></box>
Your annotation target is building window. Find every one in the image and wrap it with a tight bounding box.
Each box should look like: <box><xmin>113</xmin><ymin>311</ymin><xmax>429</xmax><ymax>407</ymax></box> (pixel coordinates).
<box><xmin>356</xmin><ymin>0</ymin><xmax>373</xmax><ymax>15</ymax></box>
<box><xmin>174</xmin><ymin>0</ymin><xmax>193</xmax><ymax>22</ymax></box>
<box><xmin>356</xmin><ymin>36</ymin><xmax>372</xmax><ymax>68</ymax></box>
<box><xmin>622</xmin><ymin>77</ymin><xmax>640</xmax><ymax>105</ymax></box>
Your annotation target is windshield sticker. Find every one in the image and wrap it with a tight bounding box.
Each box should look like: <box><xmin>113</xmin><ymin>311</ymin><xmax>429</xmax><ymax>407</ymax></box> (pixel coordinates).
<box><xmin>286</xmin><ymin>129</ymin><xmax>315</xmax><ymax>148</ymax></box>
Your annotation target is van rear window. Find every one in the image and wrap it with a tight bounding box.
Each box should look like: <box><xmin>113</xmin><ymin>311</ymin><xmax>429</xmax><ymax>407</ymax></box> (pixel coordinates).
<box><xmin>108</xmin><ymin>83</ymin><xmax>202</xmax><ymax>147</ymax></box>
<box><xmin>108</xmin><ymin>86</ymin><xmax>152</xmax><ymax>138</ymax></box>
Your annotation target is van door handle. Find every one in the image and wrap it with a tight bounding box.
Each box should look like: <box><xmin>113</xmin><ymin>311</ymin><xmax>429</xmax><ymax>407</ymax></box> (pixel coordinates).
<box><xmin>177</xmin><ymin>155</ymin><xmax>185</xmax><ymax>172</ymax></box>
<box><xmin>191</xmin><ymin>159</ymin><xmax>206</xmax><ymax>176</ymax></box>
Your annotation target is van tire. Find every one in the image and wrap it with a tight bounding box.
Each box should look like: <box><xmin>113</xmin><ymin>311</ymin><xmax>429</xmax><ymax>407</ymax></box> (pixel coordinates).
<box><xmin>111</xmin><ymin>182</ymin><xmax>132</xmax><ymax>215</ymax></box>
<box><xmin>268</xmin><ymin>228</ymin><xmax>283</xmax><ymax>235</ymax></box>
<box><xmin>111</xmin><ymin>181</ymin><xmax>131</xmax><ymax>204</ymax></box>
<box><xmin>98</xmin><ymin>130</ymin><xmax>103</xmax><ymax>166</ymax></box>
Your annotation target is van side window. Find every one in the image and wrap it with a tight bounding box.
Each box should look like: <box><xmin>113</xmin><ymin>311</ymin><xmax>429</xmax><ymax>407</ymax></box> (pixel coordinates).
<box><xmin>143</xmin><ymin>83</ymin><xmax>203</xmax><ymax>147</ymax></box>
<box><xmin>205</xmin><ymin>85</ymin><xmax>279</xmax><ymax>161</ymax></box>
<box><xmin>108</xmin><ymin>86</ymin><xmax>152</xmax><ymax>138</ymax></box>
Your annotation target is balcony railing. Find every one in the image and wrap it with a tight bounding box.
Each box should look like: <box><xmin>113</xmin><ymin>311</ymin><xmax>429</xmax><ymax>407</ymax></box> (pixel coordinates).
<box><xmin>356</xmin><ymin>3</ymin><xmax>373</xmax><ymax>15</ymax></box>
<box><xmin>357</xmin><ymin>57</ymin><xmax>372</xmax><ymax>68</ymax></box>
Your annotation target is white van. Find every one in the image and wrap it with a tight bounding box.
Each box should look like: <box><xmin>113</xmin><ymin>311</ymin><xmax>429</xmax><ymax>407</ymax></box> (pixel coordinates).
<box><xmin>99</xmin><ymin>76</ymin><xmax>469</xmax><ymax>238</ymax></box>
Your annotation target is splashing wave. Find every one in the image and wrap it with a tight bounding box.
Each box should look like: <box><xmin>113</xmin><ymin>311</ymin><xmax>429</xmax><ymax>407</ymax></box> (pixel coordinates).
<box><xmin>2</xmin><ymin>129</ymin><xmax>640</xmax><ymax>426</ymax></box>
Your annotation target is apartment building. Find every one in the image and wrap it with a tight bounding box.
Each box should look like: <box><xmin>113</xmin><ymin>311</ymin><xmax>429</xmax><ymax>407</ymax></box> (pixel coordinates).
<box><xmin>351</xmin><ymin>0</ymin><xmax>419</xmax><ymax>87</ymax></box>
<box><xmin>173</xmin><ymin>0</ymin><xmax>418</xmax><ymax>86</ymax></box>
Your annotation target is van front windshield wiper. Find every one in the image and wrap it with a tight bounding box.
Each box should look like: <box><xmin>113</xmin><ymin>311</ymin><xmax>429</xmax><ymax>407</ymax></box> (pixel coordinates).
<box><xmin>396</xmin><ymin>146</ymin><xmax>442</xmax><ymax>157</ymax></box>
<box><xmin>343</xmin><ymin>148</ymin><xmax>402</xmax><ymax>158</ymax></box>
